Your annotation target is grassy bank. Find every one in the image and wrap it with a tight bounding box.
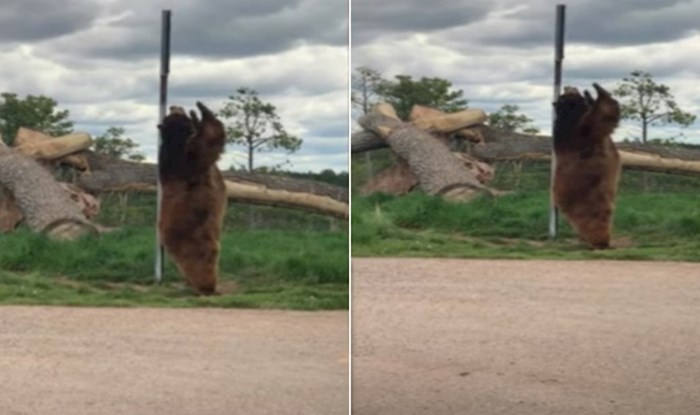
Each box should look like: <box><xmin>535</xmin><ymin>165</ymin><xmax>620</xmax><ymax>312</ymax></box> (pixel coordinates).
<box><xmin>352</xmin><ymin>161</ymin><xmax>700</xmax><ymax>261</ymax></box>
<box><xmin>0</xmin><ymin>227</ymin><xmax>348</xmax><ymax>310</ymax></box>
<box><xmin>352</xmin><ymin>191</ymin><xmax>700</xmax><ymax>261</ymax></box>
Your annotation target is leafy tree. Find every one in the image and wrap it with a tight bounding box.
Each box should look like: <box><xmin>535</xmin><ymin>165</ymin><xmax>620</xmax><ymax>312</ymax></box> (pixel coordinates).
<box><xmin>376</xmin><ymin>75</ymin><xmax>468</xmax><ymax>120</ymax></box>
<box><xmin>0</xmin><ymin>93</ymin><xmax>73</xmax><ymax>144</ymax></box>
<box><xmin>614</xmin><ymin>70</ymin><xmax>696</xmax><ymax>143</ymax></box>
<box><xmin>219</xmin><ymin>87</ymin><xmax>302</xmax><ymax>171</ymax></box>
<box><xmin>93</xmin><ymin>126</ymin><xmax>144</xmax><ymax>161</ymax></box>
<box><xmin>488</xmin><ymin>104</ymin><xmax>540</xmax><ymax>135</ymax></box>
<box><xmin>352</xmin><ymin>66</ymin><xmax>384</xmax><ymax>116</ymax></box>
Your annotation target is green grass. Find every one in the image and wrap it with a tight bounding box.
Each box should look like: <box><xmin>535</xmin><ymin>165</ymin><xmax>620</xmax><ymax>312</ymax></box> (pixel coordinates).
<box><xmin>352</xmin><ymin>157</ymin><xmax>700</xmax><ymax>261</ymax></box>
<box><xmin>0</xmin><ymin>227</ymin><xmax>348</xmax><ymax>310</ymax></box>
<box><xmin>352</xmin><ymin>187</ymin><xmax>700</xmax><ymax>262</ymax></box>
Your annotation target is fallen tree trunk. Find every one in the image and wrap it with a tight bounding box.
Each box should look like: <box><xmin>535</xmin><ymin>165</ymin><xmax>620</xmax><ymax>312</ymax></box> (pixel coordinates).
<box><xmin>0</xmin><ymin>146</ymin><xmax>97</xmax><ymax>240</ymax></box>
<box><xmin>14</xmin><ymin>128</ymin><xmax>90</xmax><ymax>170</ymax></box>
<box><xmin>353</xmin><ymin>125</ymin><xmax>700</xmax><ymax>176</ymax></box>
<box><xmin>409</xmin><ymin>107</ymin><xmax>487</xmax><ymax>134</ymax></box>
<box><xmin>352</xmin><ymin>130</ymin><xmax>386</xmax><ymax>153</ymax></box>
<box><xmin>470</xmin><ymin>126</ymin><xmax>700</xmax><ymax>175</ymax></box>
<box><xmin>15</xmin><ymin>130</ymin><xmax>92</xmax><ymax>162</ymax></box>
<box><xmin>77</xmin><ymin>152</ymin><xmax>349</xmax><ymax>219</ymax></box>
<box><xmin>358</xmin><ymin>103</ymin><xmax>495</xmax><ymax>201</ymax></box>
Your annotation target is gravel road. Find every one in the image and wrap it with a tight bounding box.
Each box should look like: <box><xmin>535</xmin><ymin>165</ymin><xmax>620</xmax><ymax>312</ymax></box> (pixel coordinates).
<box><xmin>352</xmin><ymin>258</ymin><xmax>700</xmax><ymax>415</ymax></box>
<box><xmin>0</xmin><ymin>306</ymin><xmax>348</xmax><ymax>415</ymax></box>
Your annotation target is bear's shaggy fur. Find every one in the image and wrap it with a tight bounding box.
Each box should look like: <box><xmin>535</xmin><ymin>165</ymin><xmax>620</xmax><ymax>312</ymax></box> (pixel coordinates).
<box><xmin>553</xmin><ymin>83</ymin><xmax>621</xmax><ymax>249</ymax></box>
<box><xmin>158</xmin><ymin>102</ymin><xmax>226</xmax><ymax>294</ymax></box>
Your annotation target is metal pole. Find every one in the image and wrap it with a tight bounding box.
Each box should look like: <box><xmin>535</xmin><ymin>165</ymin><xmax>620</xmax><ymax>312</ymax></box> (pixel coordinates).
<box><xmin>549</xmin><ymin>4</ymin><xmax>565</xmax><ymax>239</ymax></box>
<box><xmin>155</xmin><ymin>10</ymin><xmax>171</xmax><ymax>282</ymax></box>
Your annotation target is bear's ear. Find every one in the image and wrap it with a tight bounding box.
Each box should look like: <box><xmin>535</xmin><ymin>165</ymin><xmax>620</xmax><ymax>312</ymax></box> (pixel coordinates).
<box><xmin>584</xmin><ymin>90</ymin><xmax>594</xmax><ymax>106</ymax></box>
<box><xmin>563</xmin><ymin>86</ymin><xmax>579</xmax><ymax>95</ymax></box>
<box><xmin>169</xmin><ymin>105</ymin><xmax>187</xmax><ymax>116</ymax></box>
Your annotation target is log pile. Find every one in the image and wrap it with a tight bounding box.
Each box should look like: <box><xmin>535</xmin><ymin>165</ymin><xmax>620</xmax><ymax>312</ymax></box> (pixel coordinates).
<box><xmin>357</xmin><ymin>103</ymin><xmax>496</xmax><ymax>201</ymax></box>
<box><xmin>0</xmin><ymin>130</ymin><xmax>97</xmax><ymax>239</ymax></box>
<box><xmin>353</xmin><ymin>103</ymin><xmax>700</xmax><ymax>198</ymax></box>
<box><xmin>0</xmin><ymin>127</ymin><xmax>349</xmax><ymax>240</ymax></box>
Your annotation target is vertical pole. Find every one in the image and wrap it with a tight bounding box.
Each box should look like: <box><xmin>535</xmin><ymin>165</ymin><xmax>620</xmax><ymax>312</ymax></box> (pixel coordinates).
<box><xmin>549</xmin><ymin>4</ymin><xmax>565</xmax><ymax>239</ymax></box>
<box><xmin>156</xmin><ymin>10</ymin><xmax>171</xmax><ymax>282</ymax></box>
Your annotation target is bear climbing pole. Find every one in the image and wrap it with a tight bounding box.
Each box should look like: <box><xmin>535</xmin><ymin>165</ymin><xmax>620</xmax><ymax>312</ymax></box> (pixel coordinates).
<box><xmin>550</xmin><ymin>4</ymin><xmax>566</xmax><ymax>239</ymax></box>
<box><xmin>156</xmin><ymin>10</ymin><xmax>171</xmax><ymax>282</ymax></box>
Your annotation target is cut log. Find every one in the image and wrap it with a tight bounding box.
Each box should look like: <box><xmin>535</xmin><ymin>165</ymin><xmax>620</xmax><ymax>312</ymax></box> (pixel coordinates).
<box><xmin>0</xmin><ymin>147</ymin><xmax>97</xmax><ymax>240</ymax></box>
<box><xmin>618</xmin><ymin>150</ymin><xmax>700</xmax><ymax>175</ymax></box>
<box><xmin>77</xmin><ymin>152</ymin><xmax>349</xmax><ymax>219</ymax></box>
<box><xmin>361</xmin><ymin>105</ymin><xmax>493</xmax><ymax>196</ymax></box>
<box><xmin>223</xmin><ymin>181</ymin><xmax>346</xmax><ymax>218</ymax></box>
<box><xmin>15</xmin><ymin>131</ymin><xmax>92</xmax><ymax>162</ymax></box>
<box><xmin>59</xmin><ymin>183</ymin><xmax>100</xmax><ymax>219</ymax></box>
<box><xmin>455</xmin><ymin>152</ymin><xmax>495</xmax><ymax>184</ymax></box>
<box><xmin>408</xmin><ymin>105</ymin><xmax>488</xmax><ymax>143</ymax></box>
<box><xmin>408</xmin><ymin>106</ymin><xmax>487</xmax><ymax>135</ymax></box>
<box><xmin>358</xmin><ymin>104</ymin><xmax>495</xmax><ymax>201</ymax></box>
<box><xmin>14</xmin><ymin>128</ymin><xmax>90</xmax><ymax>170</ymax></box>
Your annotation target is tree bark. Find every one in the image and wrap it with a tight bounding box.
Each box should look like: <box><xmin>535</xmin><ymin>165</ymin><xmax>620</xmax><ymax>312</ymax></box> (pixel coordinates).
<box><xmin>353</xmin><ymin>125</ymin><xmax>700</xmax><ymax>176</ymax></box>
<box><xmin>77</xmin><ymin>152</ymin><xmax>349</xmax><ymax>219</ymax></box>
<box><xmin>0</xmin><ymin>147</ymin><xmax>97</xmax><ymax>240</ymax></box>
<box><xmin>358</xmin><ymin>104</ymin><xmax>495</xmax><ymax>201</ymax></box>
<box><xmin>248</xmin><ymin>141</ymin><xmax>254</xmax><ymax>172</ymax></box>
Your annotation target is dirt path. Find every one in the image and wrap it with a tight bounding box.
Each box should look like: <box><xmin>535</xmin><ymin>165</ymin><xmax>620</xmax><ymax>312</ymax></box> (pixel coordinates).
<box><xmin>352</xmin><ymin>258</ymin><xmax>700</xmax><ymax>415</ymax></box>
<box><xmin>0</xmin><ymin>306</ymin><xmax>348</xmax><ymax>415</ymax></box>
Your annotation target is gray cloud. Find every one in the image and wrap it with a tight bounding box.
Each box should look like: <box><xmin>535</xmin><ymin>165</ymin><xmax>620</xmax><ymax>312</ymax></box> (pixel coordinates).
<box><xmin>303</xmin><ymin>119</ymin><xmax>348</xmax><ymax>140</ymax></box>
<box><xmin>352</xmin><ymin>0</ymin><xmax>491</xmax><ymax>45</ymax></box>
<box><xmin>36</xmin><ymin>0</ymin><xmax>347</xmax><ymax>61</ymax></box>
<box><xmin>353</xmin><ymin>0</ymin><xmax>700</xmax><ymax>49</ymax></box>
<box><xmin>543</xmin><ymin>0</ymin><xmax>698</xmax><ymax>47</ymax></box>
<box><xmin>0</xmin><ymin>0</ymin><xmax>102</xmax><ymax>42</ymax></box>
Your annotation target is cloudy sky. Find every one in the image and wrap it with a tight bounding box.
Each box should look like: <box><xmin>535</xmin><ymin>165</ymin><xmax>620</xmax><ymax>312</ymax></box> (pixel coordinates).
<box><xmin>0</xmin><ymin>0</ymin><xmax>349</xmax><ymax>172</ymax></box>
<box><xmin>352</xmin><ymin>0</ymin><xmax>700</xmax><ymax>144</ymax></box>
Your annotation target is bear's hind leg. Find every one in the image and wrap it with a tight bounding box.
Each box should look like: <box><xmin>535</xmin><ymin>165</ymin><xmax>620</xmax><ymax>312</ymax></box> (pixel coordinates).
<box><xmin>169</xmin><ymin>241</ymin><xmax>220</xmax><ymax>295</ymax></box>
<box><xmin>574</xmin><ymin>208</ymin><xmax>613</xmax><ymax>250</ymax></box>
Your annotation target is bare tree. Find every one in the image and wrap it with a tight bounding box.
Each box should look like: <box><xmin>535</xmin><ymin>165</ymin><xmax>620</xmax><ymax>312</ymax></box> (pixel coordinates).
<box><xmin>219</xmin><ymin>87</ymin><xmax>302</xmax><ymax>171</ymax></box>
<box><xmin>615</xmin><ymin>70</ymin><xmax>696</xmax><ymax>143</ymax></box>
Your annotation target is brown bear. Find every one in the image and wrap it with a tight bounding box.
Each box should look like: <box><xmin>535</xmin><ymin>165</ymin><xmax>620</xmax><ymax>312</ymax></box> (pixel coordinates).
<box><xmin>552</xmin><ymin>83</ymin><xmax>621</xmax><ymax>249</ymax></box>
<box><xmin>158</xmin><ymin>102</ymin><xmax>227</xmax><ymax>294</ymax></box>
